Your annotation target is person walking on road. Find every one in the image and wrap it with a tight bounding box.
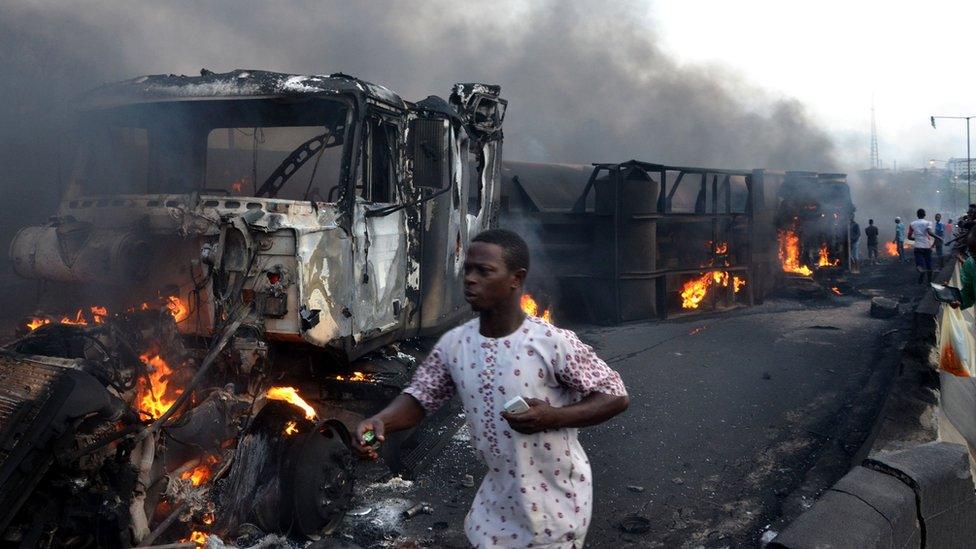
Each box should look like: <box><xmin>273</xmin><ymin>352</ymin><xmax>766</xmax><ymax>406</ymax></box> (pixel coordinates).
<box><xmin>894</xmin><ymin>217</ymin><xmax>906</xmax><ymax>262</ymax></box>
<box><xmin>849</xmin><ymin>214</ymin><xmax>861</xmax><ymax>273</ymax></box>
<box><xmin>354</xmin><ymin>229</ymin><xmax>629</xmax><ymax>549</ymax></box>
<box><xmin>865</xmin><ymin>219</ymin><xmax>879</xmax><ymax>264</ymax></box>
<box><xmin>934</xmin><ymin>213</ymin><xmax>946</xmax><ymax>267</ymax></box>
<box><xmin>908</xmin><ymin>208</ymin><xmax>937</xmax><ymax>284</ymax></box>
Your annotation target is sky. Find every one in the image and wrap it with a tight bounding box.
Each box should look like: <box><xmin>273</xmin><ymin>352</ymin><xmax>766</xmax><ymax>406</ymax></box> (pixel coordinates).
<box><xmin>653</xmin><ymin>0</ymin><xmax>976</xmax><ymax>169</ymax></box>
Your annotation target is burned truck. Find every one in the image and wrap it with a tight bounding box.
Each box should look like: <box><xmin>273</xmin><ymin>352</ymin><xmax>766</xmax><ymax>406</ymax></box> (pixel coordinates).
<box><xmin>1</xmin><ymin>70</ymin><xmax>506</xmax><ymax>546</ymax></box>
<box><xmin>774</xmin><ymin>171</ymin><xmax>854</xmax><ymax>277</ymax></box>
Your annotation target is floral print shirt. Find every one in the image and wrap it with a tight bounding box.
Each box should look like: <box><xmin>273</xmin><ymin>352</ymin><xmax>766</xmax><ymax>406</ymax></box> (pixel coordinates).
<box><xmin>404</xmin><ymin>315</ymin><xmax>627</xmax><ymax>548</ymax></box>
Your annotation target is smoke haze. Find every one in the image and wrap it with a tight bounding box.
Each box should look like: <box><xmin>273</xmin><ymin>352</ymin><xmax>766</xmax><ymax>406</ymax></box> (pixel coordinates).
<box><xmin>0</xmin><ymin>0</ymin><xmax>838</xmax><ymax>252</ymax></box>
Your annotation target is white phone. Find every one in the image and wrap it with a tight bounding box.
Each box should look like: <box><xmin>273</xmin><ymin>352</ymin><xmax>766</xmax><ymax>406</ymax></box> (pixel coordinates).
<box><xmin>504</xmin><ymin>396</ymin><xmax>530</xmax><ymax>414</ymax></box>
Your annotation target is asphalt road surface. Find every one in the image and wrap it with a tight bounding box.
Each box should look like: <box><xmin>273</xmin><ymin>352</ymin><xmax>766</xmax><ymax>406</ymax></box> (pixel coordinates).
<box><xmin>340</xmin><ymin>262</ymin><xmax>921</xmax><ymax>548</ymax></box>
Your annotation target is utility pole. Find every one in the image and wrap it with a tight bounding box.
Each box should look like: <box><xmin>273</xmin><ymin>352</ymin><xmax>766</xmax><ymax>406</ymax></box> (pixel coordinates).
<box><xmin>931</xmin><ymin>115</ymin><xmax>975</xmax><ymax>204</ymax></box>
<box><xmin>870</xmin><ymin>103</ymin><xmax>880</xmax><ymax>169</ymax></box>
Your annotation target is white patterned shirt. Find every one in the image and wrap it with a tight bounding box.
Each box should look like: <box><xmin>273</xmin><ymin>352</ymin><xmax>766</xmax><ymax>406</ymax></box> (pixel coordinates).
<box><xmin>404</xmin><ymin>315</ymin><xmax>627</xmax><ymax>548</ymax></box>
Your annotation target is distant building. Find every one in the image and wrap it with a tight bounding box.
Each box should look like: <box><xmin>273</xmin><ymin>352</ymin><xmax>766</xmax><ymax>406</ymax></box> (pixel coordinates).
<box><xmin>947</xmin><ymin>157</ymin><xmax>976</xmax><ymax>179</ymax></box>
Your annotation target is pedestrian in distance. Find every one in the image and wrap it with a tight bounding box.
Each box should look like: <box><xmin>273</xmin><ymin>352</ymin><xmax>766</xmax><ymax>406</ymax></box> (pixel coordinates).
<box><xmin>849</xmin><ymin>214</ymin><xmax>861</xmax><ymax>273</ymax></box>
<box><xmin>894</xmin><ymin>217</ymin><xmax>906</xmax><ymax>262</ymax></box>
<box><xmin>353</xmin><ymin>229</ymin><xmax>629</xmax><ymax>549</ymax></box>
<box><xmin>934</xmin><ymin>213</ymin><xmax>945</xmax><ymax>268</ymax></box>
<box><xmin>865</xmin><ymin>219</ymin><xmax>879</xmax><ymax>265</ymax></box>
<box><xmin>908</xmin><ymin>208</ymin><xmax>938</xmax><ymax>284</ymax></box>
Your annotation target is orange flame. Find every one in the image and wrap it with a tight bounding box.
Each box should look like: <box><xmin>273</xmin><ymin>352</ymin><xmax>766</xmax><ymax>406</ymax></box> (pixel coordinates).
<box><xmin>202</xmin><ymin>512</ymin><xmax>215</xmax><ymax>525</ymax></box>
<box><xmin>520</xmin><ymin>294</ymin><xmax>553</xmax><ymax>323</ymax></box>
<box><xmin>185</xmin><ymin>531</ymin><xmax>208</xmax><ymax>546</ymax></box>
<box><xmin>166</xmin><ymin>296</ymin><xmax>190</xmax><ymax>323</ymax></box>
<box><xmin>714</xmin><ymin>241</ymin><xmax>728</xmax><ymax>254</ymax></box>
<box><xmin>266</xmin><ymin>386</ymin><xmax>317</xmax><ymax>420</ymax></box>
<box><xmin>284</xmin><ymin>421</ymin><xmax>299</xmax><ymax>435</ymax></box>
<box><xmin>335</xmin><ymin>371</ymin><xmax>374</xmax><ymax>382</ymax></box>
<box><xmin>733</xmin><ymin>276</ymin><xmax>746</xmax><ymax>293</ymax></box>
<box><xmin>778</xmin><ymin>229</ymin><xmax>813</xmax><ymax>276</ymax></box>
<box><xmin>180</xmin><ymin>455</ymin><xmax>218</xmax><ymax>486</ymax></box>
<box><xmin>681</xmin><ymin>272</ymin><xmax>713</xmax><ymax>309</ymax></box>
<box><xmin>26</xmin><ymin>318</ymin><xmax>51</xmax><ymax>331</ymax></box>
<box><xmin>830</xmin><ymin>287</ymin><xmax>842</xmax><ymax>296</ymax></box>
<box><xmin>231</xmin><ymin>179</ymin><xmax>245</xmax><ymax>194</ymax></box>
<box><xmin>817</xmin><ymin>243</ymin><xmax>840</xmax><ymax>267</ymax></box>
<box><xmin>138</xmin><ymin>352</ymin><xmax>182</xmax><ymax>420</ymax></box>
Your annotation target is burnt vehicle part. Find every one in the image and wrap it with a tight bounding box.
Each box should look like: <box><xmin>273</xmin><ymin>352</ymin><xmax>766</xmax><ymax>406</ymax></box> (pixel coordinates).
<box><xmin>776</xmin><ymin>171</ymin><xmax>854</xmax><ymax>276</ymax></box>
<box><xmin>9</xmin><ymin>69</ymin><xmax>506</xmax><ymax>364</ymax></box>
<box><xmin>3</xmin><ymin>69</ymin><xmax>507</xmax><ymax>547</ymax></box>
<box><xmin>500</xmin><ymin>160</ymin><xmax>774</xmax><ymax>323</ymax></box>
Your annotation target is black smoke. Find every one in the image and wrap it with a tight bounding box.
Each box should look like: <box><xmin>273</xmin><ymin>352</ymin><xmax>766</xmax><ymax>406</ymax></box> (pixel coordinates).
<box><xmin>0</xmin><ymin>0</ymin><xmax>837</xmax><ymax>261</ymax></box>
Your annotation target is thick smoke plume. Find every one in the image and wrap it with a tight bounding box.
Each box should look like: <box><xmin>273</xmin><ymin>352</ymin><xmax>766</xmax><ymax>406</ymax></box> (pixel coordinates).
<box><xmin>0</xmin><ymin>1</ymin><xmax>836</xmax><ymax>255</ymax></box>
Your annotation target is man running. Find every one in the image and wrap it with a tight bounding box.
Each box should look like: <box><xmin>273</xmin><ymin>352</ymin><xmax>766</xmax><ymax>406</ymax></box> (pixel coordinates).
<box><xmin>354</xmin><ymin>229</ymin><xmax>629</xmax><ymax>548</ymax></box>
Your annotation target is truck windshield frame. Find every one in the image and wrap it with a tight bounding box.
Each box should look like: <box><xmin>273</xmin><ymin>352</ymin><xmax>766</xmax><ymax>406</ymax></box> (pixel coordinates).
<box><xmin>69</xmin><ymin>96</ymin><xmax>353</xmax><ymax>202</ymax></box>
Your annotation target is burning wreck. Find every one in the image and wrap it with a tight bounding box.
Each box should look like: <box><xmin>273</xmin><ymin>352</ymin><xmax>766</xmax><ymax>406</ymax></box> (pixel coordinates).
<box><xmin>1</xmin><ymin>69</ymin><xmax>507</xmax><ymax>547</ymax></box>
<box><xmin>774</xmin><ymin>171</ymin><xmax>853</xmax><ymax>279</ymax></box>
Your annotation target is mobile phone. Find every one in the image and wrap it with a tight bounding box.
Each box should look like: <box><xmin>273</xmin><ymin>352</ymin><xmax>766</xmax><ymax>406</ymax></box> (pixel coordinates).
<box><xmin>504</xmin><ymin>396</ymin><xmax>530</xmax><ymax>414</ymax></box>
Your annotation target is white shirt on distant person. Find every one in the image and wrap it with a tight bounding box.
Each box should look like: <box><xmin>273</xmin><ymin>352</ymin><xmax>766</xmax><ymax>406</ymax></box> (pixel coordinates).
<box><xmin>909</xmin><ymin>218</ymin><xmax>934</xmax><ymax>248</ymax></box>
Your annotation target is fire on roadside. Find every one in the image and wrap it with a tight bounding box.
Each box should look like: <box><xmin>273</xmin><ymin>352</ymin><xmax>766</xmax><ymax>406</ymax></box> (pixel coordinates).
<box><xmin>779</xmin><ymin>229</ymin><xmax>813</xmax><ymax>276</ymax></box>
<box><xmin>283</xmin><ymin>421</ymin><xmax>299</xmax><ymax>435</ymax></box>
<box><xmin>266</xmin><ymin>386</ymin><xmax>317</xmax><ymax>420</ymax></box>
<box><xmin>521</xmin><ymin>293</ymin><xmax>553</xmax><ymax>323</ymax></box>
<box><xmin>830</xmin><ymin>287</ymin><xmax>843</xmax><ymax>296</ymax></box>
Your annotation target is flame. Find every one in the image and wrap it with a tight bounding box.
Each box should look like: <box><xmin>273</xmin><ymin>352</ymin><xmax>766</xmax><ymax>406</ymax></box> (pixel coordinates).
<box><xmin>59</xmin><ymin>309</ymin><xmax>88</xmax><ymax>326</ymax></box>
<box><xmin>778</xmin><ymin>229</ymin><xmax>813</xmax><ymax>276</ymax></box>
<box><xmin>186</xmin><ymin>531</ymin><xmax>208</xmax><ymax>546</ymax></box>
<box><xmin>231</xmin><ymin>179</ymin><xmax>245</xmax><ymax>194</ymax></box>
<box><xmin>733</xmin><ymin>276</ymin><xmax>746</xmax><ymax>293</ymax></box>
<box><xmin>714</xmin><ymin>241</ymin><xmax>728</xmax><ymax>254</ymax></box>
<box><xmin>202</xmin><ymin>512</ymin><xmax>215</xmax><ymax>525</ymax></box>
<box><xmin>137</xmin><ymin>352</ymin><xmax>182</xmax><ymax>420</ymax></box>
<box><xmin>335</xmin><ymin>371</ymin><xmax>374</xmax><ymax>382</ymax></box>
<box><xmin>830</xmin><ymin>287</ymin><xmax>842</xmax><ymax>296</ymax></box>
<box><xmin>681</xmin><ymin>272</ymin><xmax>713</xmax><ymax>309</ymax></box>
<box><xmin>166</xmin><ymin>296</ymin><xmax>190</xmax><ymax>322</ymax></box>
<box><xmin>284</xmin><ymin>421</ymin><xmax>299</xmax><ymax>435</ymax></box>
<box><xmin>520</xmin><ymin>294</ymin><xmax>553</xmax><ymax>323</ymax></box>
<box><xmin>180</xmin><ymin>455</ymin><xmax>218</xmax><ymax>486</ymax></box>
<box><xmin>817</xmin><ymin>243</ymin><xmax>840</xmax><ymax>267</ymax></box>
<box><xmin>26</xmin><ymin>318</ymin><xmax>51</xmax><ymax>331</ymax></box>
<box><xmin>266</xmin><ymin>386</ymin><xmax>317</xmax><ymax>420</ymax></box>
<box><xmin>26</xmin><ymin>304</ymin><xmax>112</xmax><ymax>331</ymax></box>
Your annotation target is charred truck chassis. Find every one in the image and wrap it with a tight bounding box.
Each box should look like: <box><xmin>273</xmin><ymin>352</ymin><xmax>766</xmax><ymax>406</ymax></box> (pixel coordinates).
<box><xmin>1</xmin><ymin>70</ymin><xmax>507</xmax><ymax>547</ymax></box>
<box><xmin>500</xmin><ymin>160</ymin><xmax>779</xmax><ymax>323</ymax></box>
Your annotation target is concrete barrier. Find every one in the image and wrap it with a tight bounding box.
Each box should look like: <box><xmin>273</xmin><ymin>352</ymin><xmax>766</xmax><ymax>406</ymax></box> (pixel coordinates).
<box><xmin>770</xmin><ymin>442</ymin><xmax>974</xmax><ymax>549</ymax></box>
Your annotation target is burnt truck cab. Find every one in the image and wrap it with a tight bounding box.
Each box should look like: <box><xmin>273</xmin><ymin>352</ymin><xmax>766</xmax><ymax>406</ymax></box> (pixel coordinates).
<box><xmin>776</xmin><ymin>171</ymin><xmax>853</xmax><ymax>270</ymax></box>
<box><xmin>9</xmin><ymin>70</ymin><xmax>506</xmax><ymax>361</ymax></box>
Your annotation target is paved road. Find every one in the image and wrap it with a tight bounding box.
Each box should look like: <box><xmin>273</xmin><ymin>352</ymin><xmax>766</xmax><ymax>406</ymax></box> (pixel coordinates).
<box><xmin>339</xmin><ymin>264</ymin><xmax>920</xmax><ymax>548</ymax></box>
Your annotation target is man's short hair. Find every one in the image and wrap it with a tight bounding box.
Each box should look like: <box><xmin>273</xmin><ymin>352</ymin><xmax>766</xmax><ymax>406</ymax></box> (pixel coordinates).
<box><xmin>869</xmin><ymin>219</ymin><xmax>874</xmax><ymax>224</ymax></box>
<box><xmin>472</xmin><ymin>229</ymin><xmax>530</xmax><ymax>273</ymax></box>
<box><xmin>917</xmin><ymin>208</ymin><xmax>926</xmax><ymax>218</ymax></box>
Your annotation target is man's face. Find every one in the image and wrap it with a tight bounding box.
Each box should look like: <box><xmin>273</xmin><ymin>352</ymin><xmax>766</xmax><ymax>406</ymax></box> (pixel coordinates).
<box><xmin>463</xmin><ymin>242</ymin><xmax>525</xmax><ymax>312</ymax></box>
<box><xmin>936</xmin><ymin>214</ymin><xmax>942</xmax><ymax>222</ymax></box>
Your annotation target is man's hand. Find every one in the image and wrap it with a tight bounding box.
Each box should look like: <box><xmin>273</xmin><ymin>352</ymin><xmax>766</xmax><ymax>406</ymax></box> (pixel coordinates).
<box><xmin>353</xmin><ymin>417</ymin><xmax>386</xmax><ymax>461</ymax></box>
<box><xmin>501</xmin><ymin>398</ymin><xmax>559</xmax><ymax>434</ymax></box>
